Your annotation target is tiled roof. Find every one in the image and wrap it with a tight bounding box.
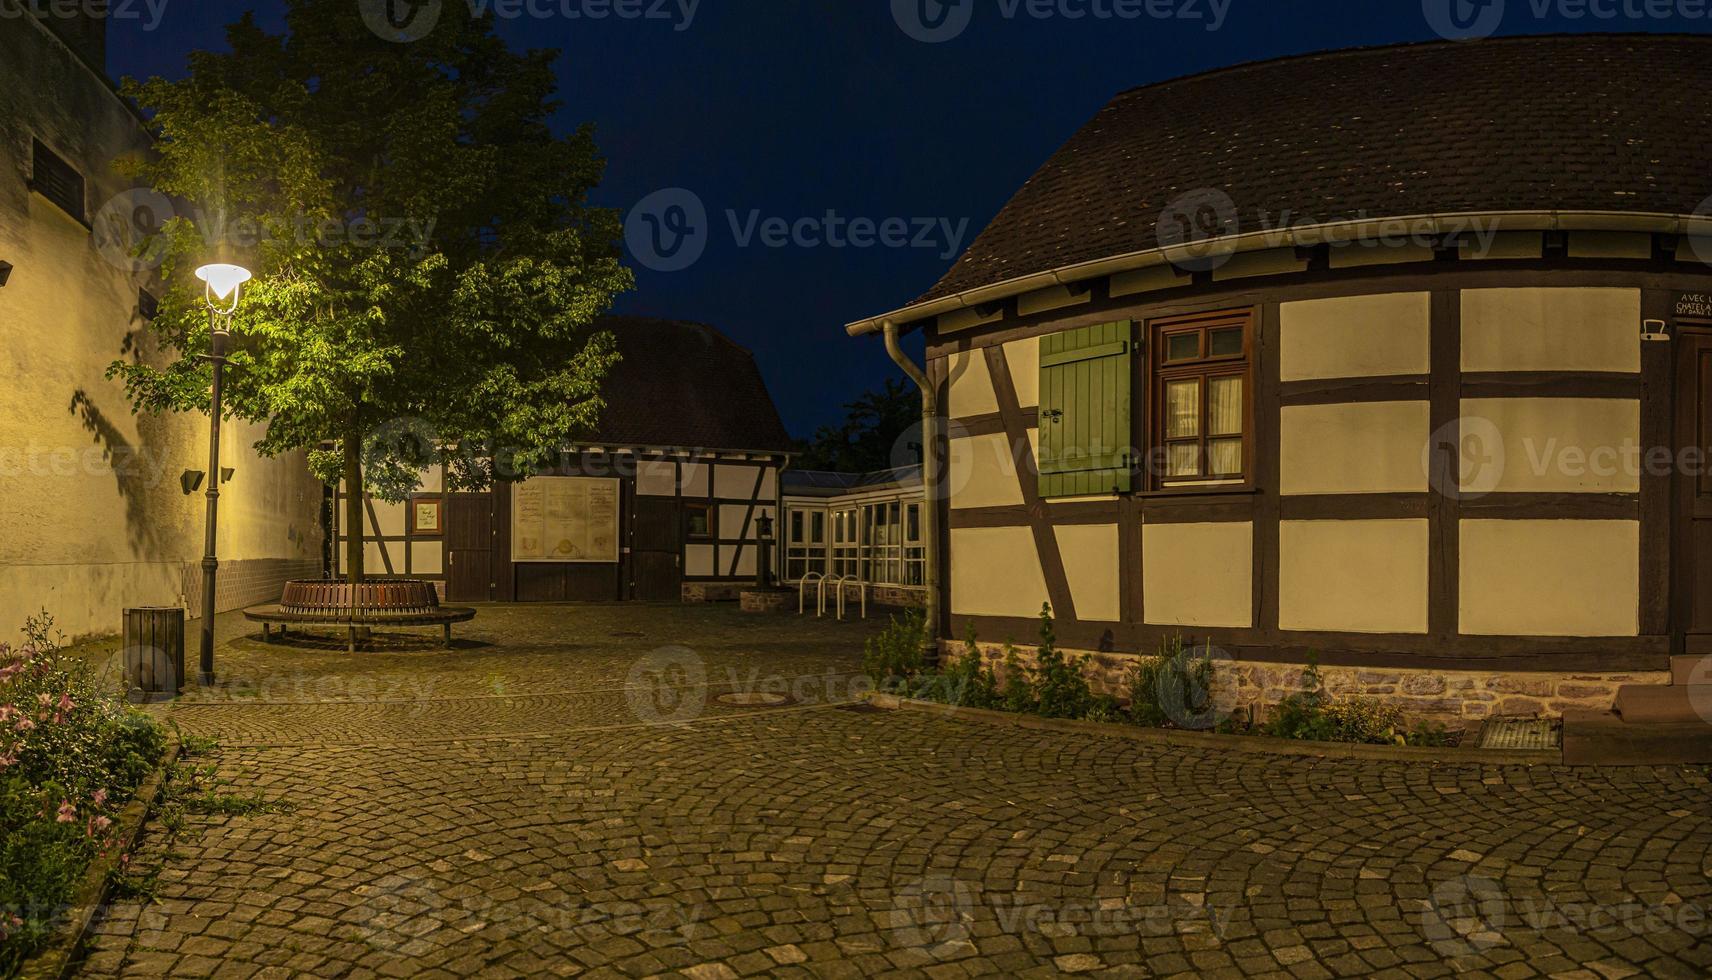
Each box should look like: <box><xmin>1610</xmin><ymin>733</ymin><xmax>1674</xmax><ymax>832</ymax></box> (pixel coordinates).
<box><xmin>587</xmin><ymin>317</ymin><xmax>794</xmax><ymax>454</ymax></box>
<box><xmin>919</xmin><ymin>34</ymin><xmax>1712</xmax><ymax>304</ymax></box>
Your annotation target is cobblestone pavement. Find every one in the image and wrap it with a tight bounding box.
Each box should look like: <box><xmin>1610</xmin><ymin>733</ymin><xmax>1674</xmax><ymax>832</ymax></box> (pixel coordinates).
<box><xmin>76</xmin><ymin>605</ymin><xmax>1712</xmax><ymax>979</ymax></box>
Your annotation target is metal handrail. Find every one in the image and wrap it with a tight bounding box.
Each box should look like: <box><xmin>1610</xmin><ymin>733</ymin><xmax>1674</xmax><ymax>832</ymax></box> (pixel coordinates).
<box><xmin>799</xmin><ymin>573</ymin><xmax>824</xmax><ymax>616</ymax></box>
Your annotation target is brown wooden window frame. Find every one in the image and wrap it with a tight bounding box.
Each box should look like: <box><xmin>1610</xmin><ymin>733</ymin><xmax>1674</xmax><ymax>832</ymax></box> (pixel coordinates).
<box><xmin>685</xmin><ymin>502</ymin><xmax>714</xmax><ymax>539</ymax></box>
<box><xmin>1148</xmin><ymin>309</ymin><xmax>1255</xmax><ymax>491</ymax></box>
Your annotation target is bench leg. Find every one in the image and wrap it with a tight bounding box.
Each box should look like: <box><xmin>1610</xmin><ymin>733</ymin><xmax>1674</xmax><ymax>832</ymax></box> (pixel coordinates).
<box><xmin>348</xmin><ymin>627</ymin><xmax>357</xmax><ymax>655</ymax></box>
<box><xmin>444</xmin><ymin>623</ymin><xmax>453</xmax><ymax>649</ymax></box>
<box><xmin>262</xmin><ymin>623</ymin><xmax>272</xmax><ymax>643</ymax></box>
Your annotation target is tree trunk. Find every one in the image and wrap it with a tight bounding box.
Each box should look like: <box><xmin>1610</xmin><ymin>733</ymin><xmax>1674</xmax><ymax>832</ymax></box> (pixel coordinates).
<box><xmin>343</xmin><ymin>435</ymin><xmax>364</xmax><ymax>585</ymax></box>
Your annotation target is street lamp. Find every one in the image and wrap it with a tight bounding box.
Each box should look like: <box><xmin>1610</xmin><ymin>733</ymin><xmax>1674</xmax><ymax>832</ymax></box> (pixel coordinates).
<box><xmin>192</xmin><ymin>261</ymin><xmax>252</xmax><ymax>686</ymax></box>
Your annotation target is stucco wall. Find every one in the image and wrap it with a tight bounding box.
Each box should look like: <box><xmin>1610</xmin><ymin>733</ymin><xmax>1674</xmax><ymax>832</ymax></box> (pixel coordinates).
<box><xmin>0</xmin><ymin>19</ymin><xmax>322</xmax><ymax>639</ymax></box>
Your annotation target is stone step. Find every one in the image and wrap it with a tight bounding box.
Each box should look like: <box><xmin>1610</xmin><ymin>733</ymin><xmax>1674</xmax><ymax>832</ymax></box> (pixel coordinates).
<box><xmin>1671</xmin><ymin>654</ymin><xmax>1712</xmax><ymax>687</ymax></box>
<box><xmin>1562</xmin><ymin>708</ymin><xmax>1712</xmax><ymax>766</ymax></box>
<box><xmin>1613</xmin><ymin>684</ymin><xmax>1712</xmax><ymax>724</ymax></box>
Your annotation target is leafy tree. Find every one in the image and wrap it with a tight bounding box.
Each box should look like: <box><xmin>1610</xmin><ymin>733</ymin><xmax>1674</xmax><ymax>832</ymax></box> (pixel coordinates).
<box><xmin>796</xmin><ymin>377</ymin><xmax>921</xmax><ymax>473</ymax></box>
<box><xmin>108</xmin><ymin>0</ymin><xmax>632</xmax><ymax>583</ymax></box>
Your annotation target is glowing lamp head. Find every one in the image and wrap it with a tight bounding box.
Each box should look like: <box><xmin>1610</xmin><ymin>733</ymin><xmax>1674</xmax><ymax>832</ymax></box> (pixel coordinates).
<box><xmin>194</xmin><ymin>263</ymin><xmax>252</xmax><ymax>303</ymax></box>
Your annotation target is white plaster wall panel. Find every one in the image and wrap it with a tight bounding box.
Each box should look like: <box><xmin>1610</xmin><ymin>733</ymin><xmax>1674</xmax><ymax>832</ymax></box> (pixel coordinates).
<box><xmin>410</xmin><ymin>541</ymin><xmax>444</xmax><ymax>575</ymax></box>
<box><xmin>370</xmin><ymin>501</ymin><xmax>407</xmax><ymax>537</ymax></box>
<box><xmin>1461</xmin><ymin>288</ymin><xmax>1640</xmax><ymax>373</ymax></box>
<box><xmin>1461</xmin><ymin>398</ymin><xmax>1641</xmax><ymax>494</ymax></box>
<box><xmin>946</xmin><ymin>349</ymin><xmax>1000</xmax><ymax>418</ymax></box>
<box><xmin>685</xmin><ymin>545</ymin><xmax>715</xmax><ymax>577</ymax></box>
<box><xmin>1459</xmin><ymin>520</ymin><xmax>1639</xmax><ymax>636</ymax></box>
<box><xmin>681</xmin><ymin>463</ymin><xmax>710</xmax><ymax>498</ymax></box>
<box><xmin>950</xmin><ymin>527</ymin><xmax>1050</xmax><ymax>618</ymax></box>
<box><xmin>714</xmin><ymin>465</ymin><xmax>763</xmax><ymax>500</ymax></box>
<box><xmin>726</xmin><ymin>544</ymin><xmax>757</xmax><ymax>577</ymax></box>
<box><xmin>1004</xmin><ymin>337</ymin><xmax>1041</xmax><ymax>409</ymax></box>
<box><xmin>1053</xmin><ymin>524</ymin><xmax>1120</xmax><ymax>622</ymax></box>
<box><xmin>1279</xmin><ymin>520</ymin><xmax>1430</xmax><ymax>634</ymax></box>
<box><xmin>757</xmin><ymin>468</ymin><xmax>778</xmax><ymax>500</ymax></box>
<box><xmin>1280</xmin><ymin>401</ymin><xmax>1432</xmax><ymax>495</ymax></box>
<box><xmin>948</xmin><ymin>434</ymin><xmax>1025</xmax><ymax>510</ymax></box>
<box><xmin>1142</xmin><ymin>522</ymin><xmax>1254</xmax><ymax>628</ymax></box>
<box><xmin>719</xmin><ymin>505</ymin><xmax>756</xmax><ymax>539</ymax></box>
<box><xmin>636</xmin><ymin>461</ymin><xmax>678</xmax><ymax>497</ymax></box>
<box><xmin>1279</xmin><ymin>292</ymin><xmax>1431</xmax><ymax>381</ymax></box>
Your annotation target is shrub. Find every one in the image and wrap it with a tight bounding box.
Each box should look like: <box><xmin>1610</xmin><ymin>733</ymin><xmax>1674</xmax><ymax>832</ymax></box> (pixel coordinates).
<box><xmin>1262</xmin><ymin>656</ymin><xmax>1451</xmax><ymax>746</ymax></box>
<box><xmin>0</xmin><ymin>613</ymin><xmax>164</xmax><ymax>970</ymax></box>
<box><xmin>1030</xmin><ymin>604</ymin><xmax>1093</xmax><ymax>720</ymax></box>
<box><xmin>1000</xmin><ymin>643</ymin><xmax>1036</xmax><ymax>715</ymax></box>
<box><xmin>935</xmin><ymin>624</ymin><xmax>1000</xmax><ymax>709</ymax></box>
<box><xmin>1128</xmin><ymin>636</ymin><xmax>1218</xmax><ymax>729</ymax></box>
<box><xmin>862</xmin><ymin>609</ymin><xmax>926</xmax><ymax>690</ymax></box>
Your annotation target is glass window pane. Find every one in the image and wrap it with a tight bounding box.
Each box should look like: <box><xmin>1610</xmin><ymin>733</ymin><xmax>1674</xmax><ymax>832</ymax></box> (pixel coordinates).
<box><xmin>811</xmin><ymin>512</ymin><xmax>824</xmax><ymax>543</ymax></box>
<box><xmin>906</xmin><ymin>504</ymin><xmax>920</xmax><ymax>542</ymax></box>
<box><xmin>1209</xmin><ymin>438</ymin><xmax>1244</xmax><ymax>475</ymax></box>
<box><xmin>791</xmin><ymin>511</ymin><xmax>804</xmax><ymax>543</ymax></box>
<box><xmin>1166</xmin><ymin>332</ymin><xmax>1200</xmax><ymax>362</ymax></box>
<box><xmin>1209</xmin><ymin>377</ymin><xmax>1244</xmax><ymax>436</ymax></box>
<box><xmin>1168</xmin><ymin>443</ymin><xmax>1199</xmax><ymax>477</ymax></box>
<box><xmin>1166</xmin><ymin>380</ymin><xmax>1200</xmax><ymax>438</ymax></box>
<box><xmin>1210</xmin><ymin>327</ymin><xmax>1244</xmax><ymax>357</ymax></box>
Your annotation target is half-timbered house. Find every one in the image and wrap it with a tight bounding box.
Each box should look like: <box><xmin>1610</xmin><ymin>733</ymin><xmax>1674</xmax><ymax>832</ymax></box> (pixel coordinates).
<box><xmin>845</xmin><ymin>35</ymin><xmax>1712</xmax><ymax>728</ymax></box>
<box><xmin>334</xmin><ymin>317</ymin><xmax>794</xmax><ymax>602</ymax></box>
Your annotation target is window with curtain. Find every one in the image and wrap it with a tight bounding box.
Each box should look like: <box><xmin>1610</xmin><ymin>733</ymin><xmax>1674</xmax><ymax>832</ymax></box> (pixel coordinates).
<box><xmin>1152</xmin><ymin>310</ymin><xmax>1253</xmax><ymax>488</ymax></box>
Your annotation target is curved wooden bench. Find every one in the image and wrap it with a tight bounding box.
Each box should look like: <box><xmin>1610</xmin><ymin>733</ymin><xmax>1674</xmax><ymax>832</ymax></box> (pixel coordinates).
<box><xmin>243</xmin><ymin>580</ymin><xmax>477</xmax><ymax>653</ymax></box>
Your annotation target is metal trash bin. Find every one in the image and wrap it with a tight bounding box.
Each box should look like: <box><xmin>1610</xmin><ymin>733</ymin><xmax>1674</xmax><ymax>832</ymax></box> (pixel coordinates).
<box><xmin>123</xmin><ymin>607</ymin><xmax>185</xmax><ymax>702</ymax></box>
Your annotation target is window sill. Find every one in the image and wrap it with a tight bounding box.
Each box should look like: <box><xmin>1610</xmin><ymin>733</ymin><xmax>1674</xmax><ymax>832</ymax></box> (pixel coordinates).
<box><xmin>1135</xmin><ymin>484</ymin><xmax>1259</xmax><ymax>498</ymax></box>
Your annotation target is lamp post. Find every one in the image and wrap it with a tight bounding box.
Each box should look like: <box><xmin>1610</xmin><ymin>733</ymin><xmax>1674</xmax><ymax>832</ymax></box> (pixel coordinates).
<box><xmin>192</xmin><ymin>262</ymin><xmax>252</xmax><ymax>686</ymax></box>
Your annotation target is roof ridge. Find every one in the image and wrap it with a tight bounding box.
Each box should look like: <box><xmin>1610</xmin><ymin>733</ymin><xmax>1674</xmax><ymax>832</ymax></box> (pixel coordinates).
<box><xmin>1109</xmin><ymin>31</ymin><xmax>1712</xmax><ymax>102</ymax></box>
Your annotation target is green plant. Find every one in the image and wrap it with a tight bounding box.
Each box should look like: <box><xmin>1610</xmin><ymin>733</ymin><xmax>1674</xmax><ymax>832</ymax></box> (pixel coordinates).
<box><xmin>1261</xmin><ymin>655</ymin><xmax>1451</xmax><ymax>746</ymax></box>
<box><xmin>1030</xmin><ymin>604</ymin><xmax>1093</xmax><ymax>720</ymax></box>
<box><xmin>933</xmin><ymin>624</ymin><xmax>1000</xmax><ymax>709</ymax></box>
<box><xmin>862</xmin><ymin>609</ymin><xmax>926</xmax><ymax>689</ymax></box>
<box><xmin>0</xmin><ymin>613</ymin><xmax>165</xmax><ymax>969</ymax></box>
<box><xmin>1127</xmin><ymin>636</ymin><xmax>1218</xmax><ymax>729</ymax></box>
<box><xmin>1084</xmin><ymin>696</ymin><xmax>1122</xmax><ymax>724</ymax></box>
<box><xmin>1000</xmin><ymin>643</ymin><xmax>1036</xmax><ymax>715</ymax></box>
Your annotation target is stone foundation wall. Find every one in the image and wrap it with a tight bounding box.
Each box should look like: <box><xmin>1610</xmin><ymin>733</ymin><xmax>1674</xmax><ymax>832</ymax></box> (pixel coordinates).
<box><xmin>740</xmin><ymin>590</ymin><xmax>792</xmax><ymax>614</ymax></box>
<box><xmin>940</xmin><ymin>640</ymin><xmax>1670</xmax><ymax>726</ymax></box>
<box><xmin>870</xmin><ymin>586</ymin><xmax>926</xmax><ymax>609</ymax></box>
<box><xmin>682</xmin><ymin>583</ymin><xmax>745</xmax><ymax>603</ymax></box>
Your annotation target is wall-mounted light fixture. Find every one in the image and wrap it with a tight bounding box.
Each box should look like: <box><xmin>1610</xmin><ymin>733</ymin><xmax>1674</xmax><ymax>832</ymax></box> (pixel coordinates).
<box><xmin>221</xmin><ymin>467</ymin><xmax>235</xmax><ymax>484</ymax></box>
<box><xmin>0</xmin><ymin>261</ymin><xmax>12</xmax><ymax>287</ymax></box>
<box><xmin>1642</xmin><ymin>319</ymin><xmax>1671</xmax><ymax>343</ymax></box>
<box><xmin>181</xmin><ymin>470</ymin><xmax>206</xmax><ymax>495</ymax></box>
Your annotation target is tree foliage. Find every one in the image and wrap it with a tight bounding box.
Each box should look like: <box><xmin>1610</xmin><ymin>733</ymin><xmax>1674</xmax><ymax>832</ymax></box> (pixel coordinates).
<box><xmin>795</xmin><ymin>377</ymin><xmax>920</xmax><ymax>473</ymax></box>
<box><xmin>108</xmin><ymin>0</ymin><xmax>633</xmax><ymax>576</ymax></box>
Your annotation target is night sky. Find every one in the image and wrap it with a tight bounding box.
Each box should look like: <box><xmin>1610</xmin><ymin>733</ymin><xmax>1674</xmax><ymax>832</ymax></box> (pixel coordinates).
<box><xmin>107</xmin><ymin>1</ymin><xmax>1712</xmax><ymax>437</ymax></box>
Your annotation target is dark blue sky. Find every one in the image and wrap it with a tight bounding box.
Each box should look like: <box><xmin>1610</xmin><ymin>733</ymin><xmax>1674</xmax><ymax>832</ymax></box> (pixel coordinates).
<box><xmin>108</xmin><ymin>1</ymin><xmax>1712</xmax><ymax>436</ymax></box>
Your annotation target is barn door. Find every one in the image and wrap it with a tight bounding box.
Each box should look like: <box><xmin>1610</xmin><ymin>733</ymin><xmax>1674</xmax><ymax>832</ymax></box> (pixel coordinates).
<box><xmin>1676</xmin><ymin>330</ymin><xmax>1712</xmax><ymax>645</ymax></box>
<box><xmin>444</xmin><ymin>493</ymin><xmax>494</xmax><ymax>603</ymax></box>
<box><xmin>631</xmin><ymin>496</ymin><xmax>682</xmax><ymax>600</ymax></box>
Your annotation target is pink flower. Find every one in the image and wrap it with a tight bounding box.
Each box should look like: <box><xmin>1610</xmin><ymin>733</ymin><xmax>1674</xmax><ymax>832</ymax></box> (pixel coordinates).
<box><xmin>58</xmin><ymin>693</ymin><xmax>73</xmax><ymax>712</ymax></box>
<box><xmin>56</xmin><ymin>802</ymin><xmax>76</xmax><ymax>823</ymax></box>
<box><xmin>36</xmin><ymin>693</ymin><xmax>50</xmax><ymax>707</ymax></box>
<box><xmin>14</xmin><ymin>718</ymin><xmax>34</xmax><ymax>733</ymax></box>
<box><xmin>92</xmin><ymin>789</ymin><xmax>108</xmax><ymax>806</ymax></box>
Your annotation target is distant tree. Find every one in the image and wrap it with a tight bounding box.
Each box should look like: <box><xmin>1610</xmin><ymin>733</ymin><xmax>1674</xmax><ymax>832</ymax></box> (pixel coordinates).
<box><xmin>796</xmin><ymin>378</ymin><xmax>921</xmax><ymax>473</ymax></box>
<box><xmin>108</xmin><ymin>0</ymin><xmax>633</xmax><ymax>583</ymax></box>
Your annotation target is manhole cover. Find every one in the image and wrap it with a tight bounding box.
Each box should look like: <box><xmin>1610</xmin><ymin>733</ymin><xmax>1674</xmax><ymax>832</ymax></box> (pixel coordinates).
<box><xmin>716</xmin><ymin>692</ymin><xmax>792</xmax><ymax>707</ymax></box>
<box><xmin>1479</xmin><ymin>718</ymin><xmax>1561</xmax><ymax>751</ymax></box>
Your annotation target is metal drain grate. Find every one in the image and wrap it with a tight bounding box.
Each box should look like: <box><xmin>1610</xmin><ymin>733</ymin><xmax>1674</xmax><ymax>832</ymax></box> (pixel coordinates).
<box><xmin>716</xmin><ymin>692</ymin><xmax>792</xmax><ymax>707</ymax></box>
<box><xmin>1479</xmin><ymin>718</ymin><xmax>1562</xmax><ymax>751</ymax></box>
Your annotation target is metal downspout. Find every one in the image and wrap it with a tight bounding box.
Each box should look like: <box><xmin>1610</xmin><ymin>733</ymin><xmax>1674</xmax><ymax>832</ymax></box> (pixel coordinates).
<box><xmin>882</xmin><ymin>321</ymin><xmax>942</xmax><ymax>666</ymax></box>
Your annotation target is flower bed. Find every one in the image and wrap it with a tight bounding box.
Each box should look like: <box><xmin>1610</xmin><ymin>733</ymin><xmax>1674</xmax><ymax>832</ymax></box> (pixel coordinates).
<box><xmin>0</xmin><ymin>614</ymin><xmax>165</xmax><ymax>971</ymax></box>
<box><xmin>867</xmin><ymin>605</ymin><xmax>1454</xmax><ymax>748</ymax></box>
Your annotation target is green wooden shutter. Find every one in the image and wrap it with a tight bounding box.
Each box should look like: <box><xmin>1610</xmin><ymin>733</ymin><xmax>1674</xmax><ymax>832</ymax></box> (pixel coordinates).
<box><xmin>1038</xmin><ymin>321</ymin><xmax>1133</xmax><ymax>498</ymax></box>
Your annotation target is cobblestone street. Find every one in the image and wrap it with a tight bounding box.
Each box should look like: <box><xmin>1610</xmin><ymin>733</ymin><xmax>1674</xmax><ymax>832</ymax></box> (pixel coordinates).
<box><xmin>76</xmin><ymin>605</ymin><xmax>1712</xmax><ymax>979</ymax></box>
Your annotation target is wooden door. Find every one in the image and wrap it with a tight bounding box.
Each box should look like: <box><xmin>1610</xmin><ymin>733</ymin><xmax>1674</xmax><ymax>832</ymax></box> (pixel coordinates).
<box><xmin>631</xmin><ymin>496</ymin><xmax>682</xmax><ymax>600</ymax></box>
<box><xmin>444</xmin><ymin>493</ymin><xmax>494</xmax><ymax>603</ymax></box>
<box><xmin>1676</xmin><ymin>331</ymin><xmax>1712</xmax><ymax>644</ymax></box>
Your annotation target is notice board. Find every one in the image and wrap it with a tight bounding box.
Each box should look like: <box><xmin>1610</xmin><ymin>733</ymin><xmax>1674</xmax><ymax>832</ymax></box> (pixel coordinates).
<box><xmin>511</xmin><ymin>477</ymin><xmax>620</xmax><ymax>563</ymax></box>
